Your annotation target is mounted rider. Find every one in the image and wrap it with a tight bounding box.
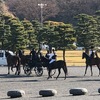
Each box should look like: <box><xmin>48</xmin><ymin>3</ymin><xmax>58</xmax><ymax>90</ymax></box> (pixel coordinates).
<box><xmin>46</xmin><ymin>49</ymin><xmax>57</xmax><ymax>64</ymax></box>
<box><xmin>45</xmin><ymin>50</ymin><xmax>50</xmax><ymax>59</ymax></box>
<box><xmin>16</xmin><ymin>49</ymin><xmax>23</xmax><ymax>58</ymax></box>
<box><xmin>8</xmin><ymin>50</ymin><xmax>15</xmax><ymax>56</ymax></box>
<box><xmin>84</xmin><ymin>46</ymin><xmax>98</xmax><ymax>61</ymax></box>
<box><xmin>89</xmin><ymin>46</ymin><xmax>98</xmax><ymax>59</ymax></box>
<box><xmin>30</xmin><ymin>48</ymin><xmax>37</xmax><ymax>61</ymax></box>
<box><xmin>30</xmin><ymin>48</ymin><xmax>42</xmax><ymax>67</ymax></box>
<box><xmin>36</xmin><ymin>49</ymin><xmax>43</xmax><ymax>62</ymax></box>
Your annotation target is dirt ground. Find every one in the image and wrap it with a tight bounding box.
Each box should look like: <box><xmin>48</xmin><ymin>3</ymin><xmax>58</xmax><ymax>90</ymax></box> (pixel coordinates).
<box><xmin>0</xmin><ymin>66</ymin><xmax>100</xmax><ymax>100</ymax></box>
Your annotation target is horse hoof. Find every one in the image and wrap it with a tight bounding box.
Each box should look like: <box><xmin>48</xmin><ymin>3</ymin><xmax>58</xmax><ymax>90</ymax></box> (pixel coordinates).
<box><xmin>50</xmin><ymin>76</ymin><xmax>52</xmax><ymax>78</ymax></box>
<box><xmin>18</xmin><ymin>72</ymin><xmax>20</xmax><ymax>75</ymax></box>
<box><xmin>18</xmin><ymin>73</ymin><xmax>20</xmax><ymax>75</ymax></box>
<box><xmin>15</xmin><ymin>73</ymin><xmax>17</xmax><ymax>75</ymax></box>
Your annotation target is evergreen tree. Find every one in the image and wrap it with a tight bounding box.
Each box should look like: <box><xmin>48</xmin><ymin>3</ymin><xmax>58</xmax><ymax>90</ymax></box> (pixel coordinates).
<box><xmin>55</xmin><ymin>24</ymin><xmax>75</xmax><ymax>60</ymax></box>
<box><xmin>6</xmin><ymin>17</ymin><xmax>27</xmax><ymax>51</ymax></box>
<box><xmin>31</xmin><ymin>20</ymin><xmax>41</xmax><ymax>49</ymax></box>
<box><xmin>0</xmin><ymin>14</ymin><xmax>11</xmax><ymax>49</ymax></box>
<box><xmin>75</xmin><ymin>14</ymin><xmax>99</xmax><ymax>49</ymax></box>
<box><xmin>22</xmin><ymin>19</ymin><xmax>37</xmax><ymax>50</ymax></box>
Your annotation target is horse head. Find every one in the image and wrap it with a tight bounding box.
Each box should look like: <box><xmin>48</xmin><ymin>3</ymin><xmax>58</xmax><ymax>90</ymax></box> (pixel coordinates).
<box><xmin>82</xmin><ymin>52</ymin><xmax>85</xmax><ymax>59</ymax></box>
<box><xmin>40</xmin><ymin>56</ymin><xmax>50</xmax><ymax>67</ymax></box>
<box><xmin>82</xmin><ymin>52</ymin><xmax>89</xmax><ymax>59</ymax></box>
<box><xmin>5</xmin><ymin>51</ymin><xmax>11</xmax><ymax>58</ymax></box>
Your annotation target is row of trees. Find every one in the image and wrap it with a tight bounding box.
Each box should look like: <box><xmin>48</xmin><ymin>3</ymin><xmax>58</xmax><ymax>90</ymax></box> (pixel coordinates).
<box><xmin>0</xmin><ymin>11</ymin><xmax>100</xmax><ymax>59</ymax></box>
<box><xmin>1</xmin><ymin>11</ymin><xmax>100</xmax><ymax>51</ymax></box>
<box><xmin>1</xmin><ymin>0</ymin><xmax>100</xmax><ymax>59</ymax></box>
<box><xmin>0</xmin><ymin>15</ymin><xmax>75</xmax><ymax>49</ymax></box>
<box><xmin>75</xmin><ymin>11</ymin><xmax>100</xmax><ymax>49</ymax></box>
<box><xmin>0</xmin><ymin>14</ymin><xmax>76</xmax><ymax>60</ymax></box>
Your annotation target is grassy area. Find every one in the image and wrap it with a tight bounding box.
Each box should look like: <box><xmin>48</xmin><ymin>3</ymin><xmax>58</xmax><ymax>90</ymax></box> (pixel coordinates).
<box><xmin>42</xmin><ymin>50</ymin><xmax>86</xmax><ymax>66</ymax></box>
<box><xmin>24</xmin><ymin>50</ymin><xmax>86</xmax><ymax>67</ymax></box>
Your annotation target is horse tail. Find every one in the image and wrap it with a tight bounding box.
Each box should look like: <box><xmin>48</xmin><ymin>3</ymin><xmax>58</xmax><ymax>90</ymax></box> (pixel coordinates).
<box><xmin>17</xmin><ymin>56</ymin><xmax>21</xmax><ymax>74</ymax></box>
<box><xmin>63</xmin><ymin>61</ymin><xmax>68</xmax><ymax>75</ymax></box>
<box><xmin>95</xmin><ymin>51</ymin><xmax>99</xmax><ymax>58</ymax></box>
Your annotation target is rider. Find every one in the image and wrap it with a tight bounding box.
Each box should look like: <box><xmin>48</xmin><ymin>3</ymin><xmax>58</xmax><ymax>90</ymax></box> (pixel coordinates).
<box><xmin>48</xmin><ymin>49</ymin><xmax>57</xmax><ymax>64</ymax></box>
<box><xmin>8</xmin><ymin>50</ymin><xmax>15</xmax><ymax>56</ymax></box>
<box><xmin>30</xmin><ymin>48</ymin><xmax>37</xmax><ymax>61</ymax></box>
<box><xmin>18</xmin><ymin>49</ymin><xmax>23</xmax><ymax>58</ymax></box>
<box><xmin>88</xmin><ymin>46</ymin><xmax>99</xmax><ymax>62</ymax></box>
<box><xmin>89</xmin><ymin>46</ymin><xmax>96</xmax><ymax>59</ymax></box>
<box><xmin>45</xmin><ymin>50</ymin><xmax>50</xmax><ymax>59</ymax></box>
<box><xmin>6</xmin><ymin>50</ymin><xmax>15</xmax><ymax>56</ymax></box>
<box><xmin>15</xmin><ymin>49</ymin><xmax>23</xmax><ymax>58</ymax></box>
<box><xmin>36</xmin><ymin>49</ymin><xmax>43</xmax><ymax>62</ymax></box>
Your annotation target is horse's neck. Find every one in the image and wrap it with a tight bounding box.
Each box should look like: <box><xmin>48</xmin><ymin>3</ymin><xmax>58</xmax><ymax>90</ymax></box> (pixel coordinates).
<box><xmin>83</xmin><ymin>53</ymin><xmax>89</xmax><ymax>59</ymax></box>
<box><xmin>8</xmin><ymin>54</ymin><xmax>13</xmax><ymax>58</ymax></box>
<box><xmin>42</xmin><ymin>56</ymin><xmax>49</xmax><ymax>62</ymax></box>
<box><xmin>6</xmin><ymin>52</ymin><xmax>10</xmax><ymax>57</ymax></box>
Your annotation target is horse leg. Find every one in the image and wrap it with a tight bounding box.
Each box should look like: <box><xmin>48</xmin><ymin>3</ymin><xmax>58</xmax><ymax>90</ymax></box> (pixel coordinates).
<box><xmin>90</xmin><ymin>65</ymin><xmax>93</xmax><ymax>76</ymax></box>
<box><xmin>8</xmin><ymin>66</ymin><xmax>10</xmax><ymax>74</ymax></box>
<box><xmin>15</xmin><ymin>68</ymin><xmax>17</xmax><ymax>75</ymax></box>
<box><xmin>97</xmin><ymin>64</ymin><xmax>100</xmax><ymax>76</ymax></box>
<box><xmin>22</xmin><ymin>62</ymin><xmax>25</xmax><ymax>70</ymax></box>
<box><xmin>47</xmin><ymin>69</ymin><xmax>52</xmax><ymax>79</ymax></box>
<box><xmin>56</xmin><ymin>68</ymin><xmax>61</xmax><ymax>80</ymax></box>
<box><xmin>84</xmin><ymin>65</ymin><xmax>88</xmax><ymax>76</ymax></box>
<box><xmin>15</xmin><ymin>65</ymin><xmax>18</xmax><ymax>75</ymax></box>
<box><xmin>18</xmin><ymin>65</ymin><xmax>21</xmax><ymax>75</ymax></box>
<box><xmin>11</xmin><ymin>65</ymin><xmax>14</xmax><ymax>72</ymax></box>
<box><xmin>18</xmin><ymin>57</ymin><xmax>21</xmax><ymax>75</ymax></box>
<box><xmin>62</xmin><ymin>66</ymin><xmax>67</xmax><ymax>80</ymax></box>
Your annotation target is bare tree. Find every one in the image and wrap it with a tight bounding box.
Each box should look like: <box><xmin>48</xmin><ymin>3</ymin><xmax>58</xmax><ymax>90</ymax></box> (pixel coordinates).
<box><xmin>6</xmin><ymin>0</ymin><xmax>59</xmax><ymax>22</ymax></box>
<box><xmin>5</xmin><ymin>0</ymin><xmax>100</xmax><ymax>23</ymax></box>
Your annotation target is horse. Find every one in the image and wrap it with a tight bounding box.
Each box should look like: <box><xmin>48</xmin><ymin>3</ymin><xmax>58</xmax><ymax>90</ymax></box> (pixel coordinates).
<box><xmin>5</xmin><ymin>51</ymin><xmax>21</xmax><ymax>75</ymax></box>
<box><xmin>19</xmin><ymin>55</ymin><xmax>31</xmax><ymax>69</ymax></box>
<box><xmin>82</xmin><ymin>52</ymin><xmax>100</xmax><ymax>76</ymax></box>
<box><xmin>40</xmin><ymin>56</ymin><xmax>68</xmax><ymax>80</ymax></box>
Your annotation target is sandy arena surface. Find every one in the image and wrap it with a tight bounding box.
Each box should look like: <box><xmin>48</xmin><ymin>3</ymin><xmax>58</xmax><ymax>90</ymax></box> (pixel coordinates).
<box><xmin>0</xmin><ymin>66</ymin><xmax>100</xmax><ymax>100</ymax></box>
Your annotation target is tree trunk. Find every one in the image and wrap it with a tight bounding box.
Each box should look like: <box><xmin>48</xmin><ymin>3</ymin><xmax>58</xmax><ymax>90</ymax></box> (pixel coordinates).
<box><xmin>63</xmin><ymin>49</ymin><xmax>66</xmax><ymax>61</ymax></box>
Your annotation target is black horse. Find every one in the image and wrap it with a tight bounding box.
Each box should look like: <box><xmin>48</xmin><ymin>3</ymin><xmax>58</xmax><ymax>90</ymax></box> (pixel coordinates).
<box><xmin>40</xmin><ymin>56</ymin><xmax>68</xmax><ymax>79</ymax></box>
<box><xmin>5</xmin><ymin>51</ymin><xmax>21</xmax><ymax>75</ymax></box>
<box><xmin>82</xmin><ymin>52</ymin><xmax>100</xmax><ymax>76</ymax></box>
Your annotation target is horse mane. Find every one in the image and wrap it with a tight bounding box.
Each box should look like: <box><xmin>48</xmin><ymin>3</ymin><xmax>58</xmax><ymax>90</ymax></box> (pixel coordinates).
<box><xmin>5</xmin><ymin>51</ymin><xmax>10</xmax><ymax>57</ymax></box>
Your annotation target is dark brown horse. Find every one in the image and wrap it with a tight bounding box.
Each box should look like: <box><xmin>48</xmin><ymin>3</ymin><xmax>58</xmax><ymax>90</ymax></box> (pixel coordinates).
<box><xmin>82</xmin><ymin>52</ymin><xmax>100</xmax><ymax>76</ymax></box>
<box><xmin>40</xmin><ymin>56</ymin><xmax>68</xmax><ymax>79</ymax></box>
<box><xmin>5</xmin><ymin>51</ymin><xmax>21</xmax><ymax>75</ymax></box>
<box><xmin>20</xmin><ymin>55</ymin><xmax>31</xmax><ymax>69</ymax></box>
